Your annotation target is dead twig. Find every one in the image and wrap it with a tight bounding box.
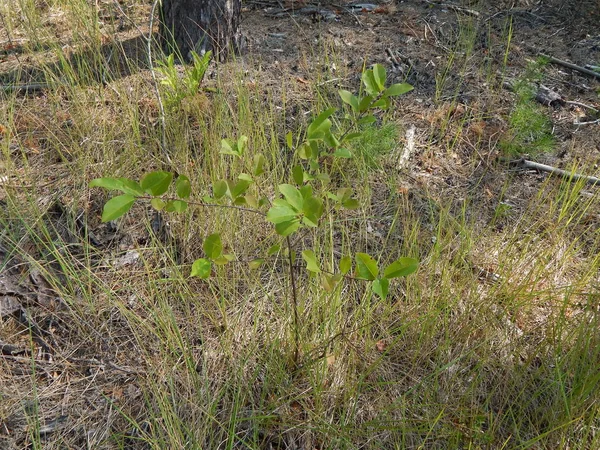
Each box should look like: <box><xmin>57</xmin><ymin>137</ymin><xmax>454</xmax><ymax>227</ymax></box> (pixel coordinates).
<box><xmin>422</xmin><ymin>0</ymin><xmax>480</xmax><ymax>17</ymax></box>
<box><xmin>0</xmin><ymin>83</ymin><xmax>54</xmax><ymax>93</ymax></box>
<box><xmin>148</xmin><ymin>0</ymin><xmax>171</xmax><ymax>165</ymax></box>
<box><xmin>540</xmin><ymin>53</ymin><xmax>600</xmax><ymax>80</ymax></box>
<box><xmin>565</xmin><ymin>100</ymin><xmax>599</xmax><ymax>114</ymax></box>
<box><xmin>507</xmin><ymin>157</ymin><xmax>600</xmax><ymax>186</ymax></box>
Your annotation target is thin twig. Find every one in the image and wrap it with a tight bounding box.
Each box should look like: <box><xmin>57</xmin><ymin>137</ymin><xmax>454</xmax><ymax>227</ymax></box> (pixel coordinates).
<box><xmin>540</xmin><ymin>53</ymin><xmax>600</xmax><ymax>80</ymax></box>
<box><xmin>147</xmin><ymin>0</ymin><xmax>171</xmax><ymax>165</ymax></box>
<box><xmin>508</xmin><ymin>158</ymin><xmax>600</xmax><ymax>186</ymax></box>
<box><xmin>136</xmin><ymin>195</ymin><xmax>266</xmax><ymax>215</ymax></box>
<box><xmin>574</xmin><ymin>118</ymin><xmax>600</xmax><ymax>126</ymax></box>
<box><xmin>0</xmin><ymin>83</ymin><xmax>54</xmax><ymax>93</ymax></box>
<box><xmin>565</xmin><ymin>100</ymin><xmax>599</xmax><ymax>114</ymax></box>
<box><xmin>422</xmin><ymin>0</ymin><xmax>480</xmax><ymax>17</ymax></box>
<box><xmin>286</xmin><ymin>235</ymin><xmax>300</xmax><ymax>367</ymax></box>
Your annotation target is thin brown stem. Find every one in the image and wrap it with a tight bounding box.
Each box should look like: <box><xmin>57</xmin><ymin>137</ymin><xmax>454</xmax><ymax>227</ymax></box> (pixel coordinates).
<box><xmin>137</xmin><ymin>195</ymin><xmax>266</xmax><ymax>216</ymax></box>
<box><xmin>286</xmin><ymin>235</ymin><xmax>300</xmax><ymax>367</ymax></box>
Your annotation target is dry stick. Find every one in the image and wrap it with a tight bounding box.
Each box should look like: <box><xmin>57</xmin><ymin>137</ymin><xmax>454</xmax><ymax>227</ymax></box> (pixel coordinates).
<box><xmin>422</xmin><ymin>0</ymin><xmax>480</xmax><ymax>17</ymax></box>
<box><xmin>147</xmin><ymin>0</ymin><xmax>171</xmax><ymax>165</ymax></box>
<box><xmin>509</xmin><ymin>158</ymin><xmax>600</xmax><ymax>186</ymax></box>
<box><xmin>0</xmin><ymin>83</ymin><xmax>53</xmax><ymax>93</ymax></box>
<box><xmin>540</xmin><ymin>53</ymin><xmax>600</xmax><ymax>80</ymax></box>
<box><xmin>286</xmin><ymin>235</ymin><xmax>300</xmax><ymax>367</ymax></box>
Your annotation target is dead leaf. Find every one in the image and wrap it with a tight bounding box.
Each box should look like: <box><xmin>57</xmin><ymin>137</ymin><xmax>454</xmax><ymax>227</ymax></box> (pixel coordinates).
<box><xmin>376</xmin><ymin>340</ymin><xmax>387</xmax><ymax>352</ymax></box>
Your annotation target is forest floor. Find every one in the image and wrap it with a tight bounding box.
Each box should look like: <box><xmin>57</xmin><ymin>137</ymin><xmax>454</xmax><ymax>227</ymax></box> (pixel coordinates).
<box><xmin>1</xmin><ymin>0</ymin><xmax>600</xmax><ymax>448</ymax></box>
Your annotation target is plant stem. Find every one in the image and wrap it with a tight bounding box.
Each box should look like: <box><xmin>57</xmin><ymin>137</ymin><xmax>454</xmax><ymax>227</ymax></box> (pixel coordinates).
<box><xmin>137</xmin><ymin>195</ymin><xmax>266</xmax><ymax>215</ymax></box>
<box><xmin>286</xmin><ymin>235</ymin><xmax>300</xmax><ymax>367</ymax></box>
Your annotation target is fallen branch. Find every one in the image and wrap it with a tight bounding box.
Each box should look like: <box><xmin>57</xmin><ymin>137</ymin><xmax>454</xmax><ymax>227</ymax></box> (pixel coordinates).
<box><xmin>422</xmin><ymin>0</ymin><xmax>480</xmax><ymax>17</ymax></box>
<box><xmin>0</xmin><ymin>83</ymin><xmax>53</xmax><ymax>93</ymax></box>
<box><xmin>508</xmin><ymin>157</ymin><xmax>600</xmax><ymax>186</ymax></box>
<box><xmin>540</xmin><ymin>53</ymin><xmax>600</xmax><ymax>80</ymax></box>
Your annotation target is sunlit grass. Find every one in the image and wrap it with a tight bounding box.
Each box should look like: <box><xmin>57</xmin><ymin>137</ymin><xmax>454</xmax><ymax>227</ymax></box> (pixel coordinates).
<box><xmin>1</xmin><ymin>1</ymin><xmax>600</xmax><ymax>449</ymax></box>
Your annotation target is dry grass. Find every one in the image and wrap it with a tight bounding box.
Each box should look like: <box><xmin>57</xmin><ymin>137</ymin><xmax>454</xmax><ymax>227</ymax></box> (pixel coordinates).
<box><xmin>1</xmin><ymin>0</ymin><xmax>600</xmax><ymax>448</ymax></box>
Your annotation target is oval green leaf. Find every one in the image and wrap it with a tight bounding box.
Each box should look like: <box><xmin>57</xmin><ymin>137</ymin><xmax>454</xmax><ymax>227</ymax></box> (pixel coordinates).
<box><xmin>164</xmin><ymin>200</ymin><xmax>188</xmax><ymax>212</ymax></box>
<box><xmin>384</xmin><ymin>257</ymin><xmax>419</xmax><ymax>279</ymax></box>
<box><xmin>190</xmin><ymin>258</ymin><xmax>211</xmax><ymax>279</ymax></box>
<box><xmin>101</xmin><ymin>194</ymin><xmax>135</xmax><ymax>222</ymax></box>
<box><xmin>175</xmin><ymin>175</ymin><xmax>191</xmax><ymax>199</ymax></box>
<box><xmin>355</xmin><ymin>252</ymin><xmax>379</xmax><ymax>280</ymax></box>
<box><xmin>213</xmin><ymin>180</ymin><xmax>227</xmax><ymax>199</ymax></box>
<box><xmin>203</xmin><ymin>233</ymin><xmax>223</xmax><ymax>259</ymax></box>
<box><xmin>384</xmin><ymin>82</ymin><xmax>414</xmax><ymax>97</ymax></box>
<box><xmin>339</xmin><ymin>256</ymin><xmax>352</xmax><ymax>275</ymax></box>
<box><xmin>301</xmin><ymin>249</ymin><xmax>321</xmax><ymax>273</ymax></box>
<box><xmin>372</xmin><ymin>278</ymin><xmax>389</xmax><ymax>300</ymax></box>
<box><xmin>275</xmin><ymin>218</ymin><xmax>301</xmax><ymax>237</ymax></box>
<box><xmin>141</xmin><ymin>171</ymin><xmax>173</xmax><ymax>196</ymax></box>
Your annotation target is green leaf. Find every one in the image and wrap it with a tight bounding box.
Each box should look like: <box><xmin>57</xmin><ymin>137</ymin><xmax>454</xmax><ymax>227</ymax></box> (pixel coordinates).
<box><xmin>220</xmin><ymin>139</ymin><xmax>239</xmax><ymax>157</ymax></box>
<box><xmin>101</xmin><ymin>194</ymin><xmax>135</xmax><ymax>222</ymax></box>
<box><xmin>301</xmin><ymin>250</ymin><xmax>321</xmax><ymax>273</ymax></box>
<box><xmin>358</xmin><ymin>115</ymin><xmax>377</xmax><ymax>125</ymax></box>
<box><xmin>175</xmin><ymin>175</ymin><xmax>191</xmax><ymax>199</ymax></box>
<box><xmin>342</xmin><ymin>198</ymin><xmax>360</xmax><ymax>209</ymax></box>
<box><xmin>384</xmin><ymin>83</ymin><xmax>414</xmax><ymax>97</ymax></box>
<box><xmin>275</xmin><ymin>218</ymin><xmax>301</xmax><ymax>236</ymax></box>
<box><xmin>320</xmin><ymin>273</ymin><xmax>339</xmax><ymax>292</ymax></box>
<box><xmin>372</xmin><ymin>278</ymin><xmax>389</xmax><ymax>300</ymax></box>
<box><xmin>267</xmin><ymin>244</ymin><xmax>281</xmax><ymax>256</ymax></box>
<box><xmin>164</xmin><ymin>200</ymin><xmax>187</xmax><ymax>212</ymax></box>
<box><xmin>362</xmin><ymin>70</ymin><xmax>379</xmax><ymax>96</ymax></box>
<box><xmin>238</xmin><ymin>173</ymin><xmax>253</xmax><ymax>182</ymax></box>
<box><xmin>358</xmin><ymin>95</ymin><xmax>374</xmax><ymax>112</ymax></box>
<box><xmin>151</xmin><ymin>198</ymin><xmax>166</xmax><ymax>210</ymax></box>
<box><xmin>292</xmin><ymin>164</ymin><xmax>304</xmax><ymax>186</ymax></box>
<box><xmin>279</xmin><ymin>184</ymin><xmax>303</xmax><ymax>211</ymax></box>
<box><xmin>339</xmin><ymin>256</ymin><xmax>352</xmax><ymax>275</ymax></box>
<box><xmin>213</xmin><ymin>180</ymin><xmax>227</xmax><ymax>199</ymax></box>
<box><xmin>190</xmin><ymin>258</ymin><xmax>211</xmax><ymax>278</ymax></box>
<box><xmin>91</xmin><ymin>177</ymin><xmax>144</xmax><ymax>196</ymax></box>
<box><xmin>384</xmin><ymin>257</ymin><xmax>419</xmax><ymax>279</ymax></box>
<box><xmin>249</xmin><ymin>259</ymin><xmax>265</xmax><ymax>270</ymax></box>
<box><xmin>141</xmin><ymin>171</ymin><xmax>173</xmax><ymax>196</ymax></box>
<box><xmin>237</xmin><ymin>135</ymin><xmax>248</xmax><ymax>155</ymax></box>
<box><xmin>298</xmin><ymin>143</ymin><xmax>309</xmax><ymax>159</ymax></box>
<box><xmin>253</xmin><ymin>154</ymin><xmax>266</xmax><ymax>176</ymax></box>
<box><xmin>371</xmin><ymin>98</ymin><xmax>390</xmax><ymax>109</ymax></box>
<box><xmin>316</xmin><ymin>172</ymin><xmax>331</xmax><ymax>184</ymax></box>
<box><xmin>355</xmin><ymin>252</ymin><xmax>379</xmax><ymax>280</ymax></box>
<box><xmin>299</xmin><ymin>185</ymin><xmax>313</xmax><ymax>201</ymax></box>
<box><xmin>333</xmin><ymin>148</ymin><xmax>352</xmax><ymax>158</ymax></box>
<box><xmin>339</xmin><ymin>90</ymin><xmax>359</xmax><ymax>111</ymax></box>
<box><xmin>89</xmin><ymin>177</ymin><xmax>125</xmax><ymax>191</ymax></box>
<box><xmin>307</xmin><ymin>107</ymin><xmax>336</xmax><ymax>137</ymax></box>
<box><xmin>342</xmin><ymin>132</ymin><xmax>362</xmax><ymax>142</ymax></box>
<box><xmin>244</xmin><ymin>194</ymin><xmax>258</xmax><ymax>208</ymax></box>
<box><xmin>231</xmin><ymin>179</ymin><xmax>251</xmax><ymax>198</ymax></box>
<box><xmin>118</xmin><ymin>178</ymin><xmax>145</xmax><ymax>196</ymax></box>
<box><xmin>286</xmin><ymin>131</ymin><xmax>293</xmax><ymax>149</ymax></box>
<box><xmin>267</xmin><ymin>200</ymin><xmax>298</xmax><ymax>224</ymax></box>
<box><xmin>302</xmin><ymin>196</ymin><xmax>323</xmax><ymax>227</ymax></box>
<box><xmin>203</xmin><ymin>233</ymin><xmax>223</xmax><ymax>259</ymax></box>
<box><xmin>233</xmin><ymin>196</ymin><xmax>247</xmax><ymax>206</ymax></box>
<box><xmin>336</xmin><ymin>188</ymin><xmax>353</xmax><ymax>203</ymax></box>
<box><xmin>372</xmin><ymin>64</ymin><xmax>386</xmax><ymax>91</ymax></box>
<box><xmin>213</xmin><ymin>255</ymin><xmax>230</xmax><ymax>266</ymax></box>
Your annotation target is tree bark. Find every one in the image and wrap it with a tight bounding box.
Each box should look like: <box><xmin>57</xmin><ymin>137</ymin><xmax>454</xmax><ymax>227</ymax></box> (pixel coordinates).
<box><xmin>159</xmin><ymin>0</ymin><xmax>241</xmax><ymax>61</ymax></box>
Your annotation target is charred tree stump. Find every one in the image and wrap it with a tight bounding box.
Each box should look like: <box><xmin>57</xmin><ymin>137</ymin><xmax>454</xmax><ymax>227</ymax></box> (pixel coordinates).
<box><xmin>159</xmin><ymin>0</ymin><xmax>242</xmax><ymax>61</ymax></box>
